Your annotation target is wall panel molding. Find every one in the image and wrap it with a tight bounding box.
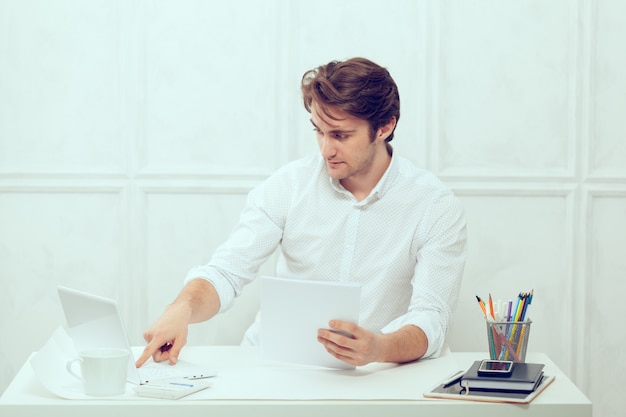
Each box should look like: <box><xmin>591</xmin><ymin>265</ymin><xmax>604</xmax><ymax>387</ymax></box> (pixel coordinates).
<box><xmin>134</xmin><ymin>1</ymin><xmax>284</xmax><ymax>178</ymax></box>
<box><xmin>587</xmin><ymin>0</ymin><xmax>626</xmax><ymax>180</ymax></box>
<box><xmin>434</xmin><ymin>0</ymin><xmax>578</xmax><ymax>180</ymax></box>
<box><xmin>582</xmin><ymin>185</ymin><xmax>626</xmax><ymax>402</ymax></box>
<box><xmin>0</xmin><ymin>0</ymin><xmax>127</xmax><ymax>176</ymax></box>
<box><xmin>451</xmin><ymin>183</ymin><xmax>577</xmax><ymax>197</ymax></box>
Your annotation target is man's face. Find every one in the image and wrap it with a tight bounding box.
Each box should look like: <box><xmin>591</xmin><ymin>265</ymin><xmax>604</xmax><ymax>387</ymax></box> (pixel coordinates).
<box><xmin>310</xmin><ymin>103</ymin><xmax>381</xmax><ymax>183</ymax></box>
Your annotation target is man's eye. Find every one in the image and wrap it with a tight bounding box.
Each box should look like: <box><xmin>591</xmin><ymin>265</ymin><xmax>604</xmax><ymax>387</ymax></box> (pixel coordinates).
<box><xmin>334</xmin><ymin>133</ymin><xmax>347</xmax><ymax>139</ymax></box>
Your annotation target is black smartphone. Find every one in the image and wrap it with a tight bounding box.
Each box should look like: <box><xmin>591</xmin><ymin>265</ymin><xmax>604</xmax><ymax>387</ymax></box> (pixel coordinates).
<box><xmin>477</xmin><ymin>360</ymin><xmax>513</xmax><ymax>376</ymax></box>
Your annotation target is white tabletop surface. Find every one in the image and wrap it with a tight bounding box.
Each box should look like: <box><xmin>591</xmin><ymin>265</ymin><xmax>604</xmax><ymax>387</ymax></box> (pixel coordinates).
<box><xmin>0</xmin><ymin>346</ymin><xmax>592</xmax><ymax>417</ymax></box>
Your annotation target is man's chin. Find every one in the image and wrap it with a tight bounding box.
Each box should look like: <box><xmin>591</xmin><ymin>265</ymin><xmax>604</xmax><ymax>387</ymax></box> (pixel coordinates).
<box><xmin>325</xmin><ymin>166</ymin><xmax>345</xmax><ymax>181</ymax></box>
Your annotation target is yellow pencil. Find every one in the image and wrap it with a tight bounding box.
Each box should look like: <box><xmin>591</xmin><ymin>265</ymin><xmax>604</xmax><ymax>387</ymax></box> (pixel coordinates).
<box><xmin>516</xmin><ymin>324</ymin><xmax>527</xmax><ymax>358</ymax></box>
<box><xmin>513</xmin><ymin>296</ymin><xmax>524</xmax><ymax>321</ymax></box>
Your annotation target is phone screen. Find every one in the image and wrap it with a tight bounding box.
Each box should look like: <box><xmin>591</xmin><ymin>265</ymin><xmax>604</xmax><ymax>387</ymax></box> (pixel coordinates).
<box><xmin>481</xmin><ymin>361</ymin><xmax>511</xmax><ymax>371</ymax></box>
<box><xmin>478</xmin><ymin>360</ymin><xmax>513</xmax><ymax>375</ymax></box>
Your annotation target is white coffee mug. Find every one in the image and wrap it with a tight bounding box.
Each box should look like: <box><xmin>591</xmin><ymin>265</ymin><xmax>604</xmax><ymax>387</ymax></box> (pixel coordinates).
<box><xmin>66</xmin><ymin>348</ymin><xmax>129</xmax><ymax>396</ymax></box>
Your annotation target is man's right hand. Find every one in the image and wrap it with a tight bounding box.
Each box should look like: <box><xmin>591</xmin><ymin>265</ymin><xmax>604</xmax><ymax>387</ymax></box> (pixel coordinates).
<box><xmin>135</xmin><ymin>278</ymin><xmax>221</xmax><ymax>368</ymax></box>
<box><xmin>135</xmin><ymin>302</ymin><xmax>193</xmax><ymax>368</ymax></box>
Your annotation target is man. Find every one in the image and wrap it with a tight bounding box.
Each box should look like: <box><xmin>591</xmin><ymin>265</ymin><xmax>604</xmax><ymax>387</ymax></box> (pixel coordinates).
<box><xmin>136</xmin><ymin>57</ymin><xmax>467</xmax><ymax>369</ymax></box>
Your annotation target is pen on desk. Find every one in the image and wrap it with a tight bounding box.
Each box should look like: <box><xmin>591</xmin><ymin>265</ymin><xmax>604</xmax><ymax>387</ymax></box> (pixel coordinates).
<box><xmin>185</xmin><ymin>375</ymin><xmax>214</xmax><ymax>380</ymax></box>
<box><xmin>442</xmin><ymin>370</ymin><xmax>465</xmax><ymax>387</ymax></box>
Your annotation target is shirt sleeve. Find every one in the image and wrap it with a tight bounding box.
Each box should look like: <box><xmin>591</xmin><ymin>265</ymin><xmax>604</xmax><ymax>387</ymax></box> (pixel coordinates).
<box><xmin>184</xmin><ymin>171</ymin><xmax>290</xmax><ymax>313</ymax></box>
<box><xmin>380</xmin><ymin>191</ymin><xmax>467</xmax><ymax>359</ymax></box>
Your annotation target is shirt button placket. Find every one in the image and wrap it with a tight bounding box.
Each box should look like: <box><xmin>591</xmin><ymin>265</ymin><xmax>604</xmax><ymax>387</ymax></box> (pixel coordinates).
<box><xmin>339</xmin><ymin>205</ymin><xmax>361</xmax><ymax>281</ymax></box>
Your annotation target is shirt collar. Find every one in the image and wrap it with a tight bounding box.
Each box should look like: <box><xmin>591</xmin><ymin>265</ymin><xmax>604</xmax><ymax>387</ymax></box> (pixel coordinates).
<box><xmin>328</xmin><ymin>149</ymin><xmax>400</xmax><ymax>205</ymax></box>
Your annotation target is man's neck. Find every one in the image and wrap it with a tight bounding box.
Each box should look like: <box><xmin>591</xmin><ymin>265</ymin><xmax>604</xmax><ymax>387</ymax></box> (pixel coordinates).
<box><xmin>341</xmin><ymin>149</ymin><xmax>392</xmax><ymax>202</ymax></box>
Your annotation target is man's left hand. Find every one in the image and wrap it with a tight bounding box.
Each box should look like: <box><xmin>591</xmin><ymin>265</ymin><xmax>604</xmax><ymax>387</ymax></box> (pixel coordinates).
<box><xmin>317</xmin><ymin>320</ymin><xmax>383</xmax><ymax>366</ymax></box>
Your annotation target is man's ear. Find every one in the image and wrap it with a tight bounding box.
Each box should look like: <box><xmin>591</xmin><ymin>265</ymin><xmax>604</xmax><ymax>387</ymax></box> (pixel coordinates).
<box><xmin>377</xmin><ymin>117</ymin><xmax>397</xmax><ymax>141</ymax></box>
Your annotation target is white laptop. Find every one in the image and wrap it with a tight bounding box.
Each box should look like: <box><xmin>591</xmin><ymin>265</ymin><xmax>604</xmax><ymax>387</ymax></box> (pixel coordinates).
<box><xmin>57</xmin><ymin>286</ymin><xmax>216</xmax><ymax>385</ymax></box>
<box><xmin>260</xmin><ymin>276</ymin><xmax>361</xmax><ymax>370</ymax></box>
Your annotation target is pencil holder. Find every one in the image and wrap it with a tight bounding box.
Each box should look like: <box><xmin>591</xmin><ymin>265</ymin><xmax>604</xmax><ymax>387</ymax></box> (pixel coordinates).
<box><xmin>485</xmin><ymin>319</ymin><xmax>532</xmax><ymax>363</ymax></box>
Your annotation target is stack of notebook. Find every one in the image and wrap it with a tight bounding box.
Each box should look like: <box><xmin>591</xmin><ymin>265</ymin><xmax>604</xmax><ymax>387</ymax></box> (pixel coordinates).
<box><xmin>460</xmin><ymin>361</ymin><xmax>545</xmax><ymax>392</ymax></box>
<box><xmin>424</xmin><ymin>361</ymin><xmax>554</xmax><ymax>404</ymax></box>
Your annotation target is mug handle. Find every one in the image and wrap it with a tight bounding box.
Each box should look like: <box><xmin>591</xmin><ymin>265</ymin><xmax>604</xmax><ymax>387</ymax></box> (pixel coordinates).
<box><xmin>66</xmin><ymin>358</ymin><xmax>84</xmax><ymax>382</ymax></box>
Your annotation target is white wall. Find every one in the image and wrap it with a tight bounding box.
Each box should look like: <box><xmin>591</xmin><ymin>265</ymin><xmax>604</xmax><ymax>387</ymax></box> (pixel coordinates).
<box><xmin>1</xmin><ymin>1</ymin><xmax>624</xmax><ymax>416</ymax></box>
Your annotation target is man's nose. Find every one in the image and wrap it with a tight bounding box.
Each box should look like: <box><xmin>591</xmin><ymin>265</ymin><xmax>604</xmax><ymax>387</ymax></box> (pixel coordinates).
<box><xmin>319</xmin><ymin>135</ymin><xmax>336</xmax><ymax>158</ymax></box>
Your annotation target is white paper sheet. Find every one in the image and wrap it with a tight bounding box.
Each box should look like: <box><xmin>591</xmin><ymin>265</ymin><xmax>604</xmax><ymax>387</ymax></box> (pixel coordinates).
<box><xmin>259</xmin><ymin>276</ymin><xmax>361</xmax><ymax>369</ymax></box>
<box><xmin>27</xmin><ymin>328</ymin><xmax>460</xmax><ymax>401</ymax></box>
<box><xmin>201</xmin><ymin>360</ymin><xmax>439</xmax><ymax>400</ymax></box>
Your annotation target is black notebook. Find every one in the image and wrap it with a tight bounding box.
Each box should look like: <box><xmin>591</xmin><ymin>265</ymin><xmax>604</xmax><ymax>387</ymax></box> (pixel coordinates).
<box><xmin>461</xmin><ymin>361</ymin><xmax>545</xmax><ymax>392</ymax></box>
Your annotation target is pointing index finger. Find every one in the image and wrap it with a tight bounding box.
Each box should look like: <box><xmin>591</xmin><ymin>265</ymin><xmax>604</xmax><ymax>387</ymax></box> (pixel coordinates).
<box><xmin>135</xmin><ymin>341</ymin><xmax>161</xmax><ymax>368</ymax></box>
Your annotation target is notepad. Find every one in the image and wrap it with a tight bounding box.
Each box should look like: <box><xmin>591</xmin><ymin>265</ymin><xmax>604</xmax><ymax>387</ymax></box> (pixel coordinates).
<box><xmin>259</xmin><ymin>276</ymin><xmax>361</xmax><ymax>370</ymax></box>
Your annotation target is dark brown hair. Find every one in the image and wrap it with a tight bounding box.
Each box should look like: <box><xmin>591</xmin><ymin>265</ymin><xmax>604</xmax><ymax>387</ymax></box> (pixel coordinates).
<box><xmin>301</xmin><ymin>57</ymin><xmax>400</xmax><ymax>142</ymax></box>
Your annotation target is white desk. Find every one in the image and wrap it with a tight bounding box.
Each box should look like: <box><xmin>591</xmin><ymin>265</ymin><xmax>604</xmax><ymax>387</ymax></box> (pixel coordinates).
<box><xmin>0</xmin><ymin>347</ymin><xmax>591</xmax><ymax>417</ymax></box>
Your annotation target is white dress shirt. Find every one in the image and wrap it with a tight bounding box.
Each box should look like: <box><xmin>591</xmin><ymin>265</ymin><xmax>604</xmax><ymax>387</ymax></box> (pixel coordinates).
<box><xmin>185</xmin><ymin>152</ymin><xmax>467</xmax><ymax>358</ymax></box>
